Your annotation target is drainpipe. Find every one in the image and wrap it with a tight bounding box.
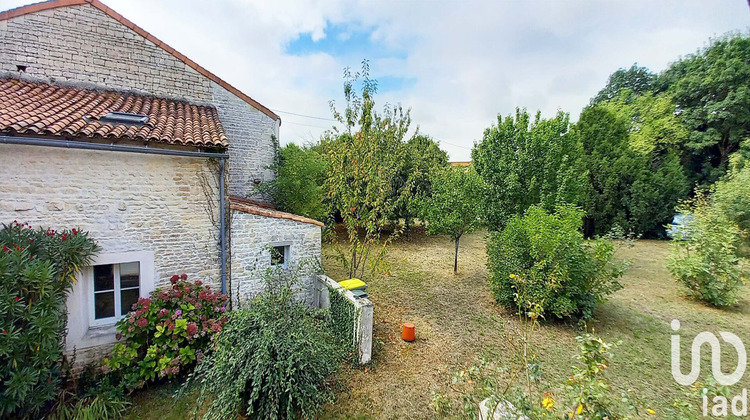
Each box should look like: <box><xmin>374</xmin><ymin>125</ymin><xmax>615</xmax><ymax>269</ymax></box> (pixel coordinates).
<box><xmin>219</xmin><ymin>158</ymin><xmax>227</xmax><ymax>295</ymax></box>
<box><xmin>0</xmin><ymin>135</ymin><xmax>229</xmax><ymax>294</ymax></box>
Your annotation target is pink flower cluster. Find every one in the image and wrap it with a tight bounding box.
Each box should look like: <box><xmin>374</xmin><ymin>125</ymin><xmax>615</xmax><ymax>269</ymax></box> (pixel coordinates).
<box><xmin>112</xmin><ymin>274</ymin><xmax>229</xmax><ymax>381</ymax></box>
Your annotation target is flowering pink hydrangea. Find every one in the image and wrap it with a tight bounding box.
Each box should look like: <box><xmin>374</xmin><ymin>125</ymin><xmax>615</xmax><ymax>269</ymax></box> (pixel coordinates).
<box><xmin>108</xmin><ymin>274</ymin><xmax>229</xmax><ymax>385</ymax></box>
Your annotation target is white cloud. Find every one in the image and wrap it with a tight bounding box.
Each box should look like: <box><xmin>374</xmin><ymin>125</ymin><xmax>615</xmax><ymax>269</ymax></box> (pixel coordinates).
<box><xmin>3</xmin><ymin>0</ymin><xmax>748</xmax><ymax>160</ymax></box>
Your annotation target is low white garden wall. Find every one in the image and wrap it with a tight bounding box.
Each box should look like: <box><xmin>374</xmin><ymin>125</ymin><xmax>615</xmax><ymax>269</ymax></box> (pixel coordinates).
<box><xmin>314</xmin><ymin>275</ymin><xmax>373</xmax><ymax>365</ymax></box>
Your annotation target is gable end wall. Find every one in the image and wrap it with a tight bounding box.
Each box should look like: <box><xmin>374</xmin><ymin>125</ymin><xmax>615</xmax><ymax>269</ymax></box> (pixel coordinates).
<box><xmin>0</xmin><ymin>3</ymin><xmax>278</xmax><ymax>197</ymax></box>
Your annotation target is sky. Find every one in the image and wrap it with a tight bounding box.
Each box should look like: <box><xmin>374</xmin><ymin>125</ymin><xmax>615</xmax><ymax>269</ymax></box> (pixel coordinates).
<box><xmin>3</xmin><ymin>0</ymin><xmax>749</xmax><ymax>160</ymax></box>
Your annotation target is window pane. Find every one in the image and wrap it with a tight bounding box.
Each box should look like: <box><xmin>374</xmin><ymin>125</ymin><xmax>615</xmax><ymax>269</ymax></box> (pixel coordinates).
<box><xmin>94</xmin><ymin>265</ymin><xmax>114</xmax><ymax>291</ymax></box>
<box><xmin>119</xmin><ymin>262</ymin><xmax>140</xmax><ymax>289</ymax></box>
<box><xmin>120</xmin><ymin>288</ymin><xmax>140</xmax><ymax>315</ymax></box>
<box><xmin>94</xmin><ymin>291</ymin><xmax>115</xmax><ymax>319</ymax></box>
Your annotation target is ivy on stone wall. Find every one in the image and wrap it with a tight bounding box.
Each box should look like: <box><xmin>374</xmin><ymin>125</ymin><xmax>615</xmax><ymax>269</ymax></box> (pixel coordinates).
<box><xmin>327</xmin><ymin>285</ymin><xmax>359</xmax><ymax>363</ymax></box>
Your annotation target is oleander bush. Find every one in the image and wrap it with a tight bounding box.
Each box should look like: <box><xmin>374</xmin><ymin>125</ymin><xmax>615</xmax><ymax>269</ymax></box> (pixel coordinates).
<box><xmin>487</xmin><ymin>205</ymin><xmax>627</xmax><ymax>320</ymax></box>
<box><xmin>105</xmin><ymin>275</ymin><xmax>228</xmax><ymax>390</ymax></box>
<box><xmin>0</xmin><ymin>221</ymin><xmax>99</xmax><ymax>418</ymax></box>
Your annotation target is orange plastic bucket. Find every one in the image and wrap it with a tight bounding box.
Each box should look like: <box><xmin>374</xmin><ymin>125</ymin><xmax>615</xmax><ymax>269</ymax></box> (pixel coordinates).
<box><xmin>402</xmin><ymin>322</ymin><xmax>415</xmax><ymax>342</ymax></box>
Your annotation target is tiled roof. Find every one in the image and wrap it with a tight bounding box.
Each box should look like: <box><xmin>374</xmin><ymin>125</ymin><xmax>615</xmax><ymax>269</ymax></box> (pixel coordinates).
<box><xmin>0</xmin><ymin>0</ymin><xmax>280</xmax><ymax>123</ymax></box>
<box><xmin>229</xmin><ymin>196</ymin><xmax>325</xmax><ymax>227</ymax></box>
<box><xmin>0</xmin><ymin>78</ymin><xmax>229</xmax><ymax>147</ymax></box>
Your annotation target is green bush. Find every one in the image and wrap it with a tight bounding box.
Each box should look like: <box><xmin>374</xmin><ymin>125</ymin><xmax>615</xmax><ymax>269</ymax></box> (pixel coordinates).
<box><xmin>185</xmin><ymin>272</ymin><xmax>344</xmax><ymax>420</ymax></box>
<box><xmin>487</xmin><ymin>205</ymin><xmax>627</xmax><ymax>320</ymax></box>
<box><xmin>0</xmin><ymin>221</ymin><xmax>99</xmax><ymax>418</ymax></box>
<box><xmin>105</xmin><ymin>275</ymin><xmax>228</xmax><ymax>389</ymax></box>
<box><xmin>668</xmin><ymin>191</ymin><xmax>748</xmax><ymax>306</ymax></box>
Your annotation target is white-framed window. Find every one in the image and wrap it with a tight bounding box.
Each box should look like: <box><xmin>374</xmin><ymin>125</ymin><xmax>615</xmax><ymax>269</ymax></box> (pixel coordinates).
<box><xmin>271</xmin><ymin>244</ymin><xmax>290</xmax><ymax>269</ymax></box>
<box><xmin>66</xmin><ymin>250</ymin><xmax>155</xmax><ymax>350</ymax></box>
<box><xmin>91</xmin><ymin>262</ymin><xmax>141</xmax><ymax>325</ymax></box>
<box><xmin>82</xmin><ymin>251</ymin><xmax>155</xmax><ymax>327</ymax></box>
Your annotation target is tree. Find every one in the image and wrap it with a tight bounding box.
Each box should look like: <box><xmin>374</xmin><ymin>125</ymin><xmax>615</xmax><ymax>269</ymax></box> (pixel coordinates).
<box><xmin>659</xmin><ymin>33</ymin><xmax>750</xmax><ymax>185</ymax></box>
<box><xmin>324</xmin><ymin>60</ymin><xmax>410</xmax><ymax>279</ymax></box>
<box><xmin>575</xmin><ymin>94</ymin><xmax>689</xmax><ymax>237</ymax></box>
<box><xmin>416</xmin><ymin>166</ymin><xmax>485</xmax><ymax>273</ymax></box>
<box><xmin>393</xmin><ymin>134</ymin><xmax>449</xmax><ymax>231</ymax></box>
<box><xmin>472</xmin><ymin>108</ymin><xmax>586</xmax><ymax>230</ymax></box>
<box><xmin>255</xmin><ymin>143</ymin><xmax>328</xmax><ymax>221</ymax></box>
<box><xmin>591</xmin><ymin>64</ymin><xmax>656</xmax><ymax>105</ymax></box>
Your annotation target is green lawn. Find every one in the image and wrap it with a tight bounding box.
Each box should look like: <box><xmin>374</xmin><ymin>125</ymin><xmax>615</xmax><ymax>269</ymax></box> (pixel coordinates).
<box><xmin>125</xmin><ymin>230</ymin><xmax>750</xmax><ymax>419</ymax></box>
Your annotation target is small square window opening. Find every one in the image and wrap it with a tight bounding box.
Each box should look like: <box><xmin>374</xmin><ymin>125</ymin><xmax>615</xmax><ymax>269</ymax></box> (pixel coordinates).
<box><xmin>271</xmin><ymin>245</ymin><xmax>290</xmax><ymax>268</ymax></box>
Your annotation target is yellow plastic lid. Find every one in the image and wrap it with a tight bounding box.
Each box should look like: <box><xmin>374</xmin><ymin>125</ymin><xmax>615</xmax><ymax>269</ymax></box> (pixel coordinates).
<box><xmin>338</xmin><ymin>278</ymin><xmax>367</xmax><ymax>290</ymax></box>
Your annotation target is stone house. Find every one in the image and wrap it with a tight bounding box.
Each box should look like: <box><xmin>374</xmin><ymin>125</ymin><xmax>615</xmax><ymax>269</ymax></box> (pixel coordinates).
<box><xmin>0</xmin><ymin>0</ymin><xmax>323</xmax><ymax>364</ymax></box>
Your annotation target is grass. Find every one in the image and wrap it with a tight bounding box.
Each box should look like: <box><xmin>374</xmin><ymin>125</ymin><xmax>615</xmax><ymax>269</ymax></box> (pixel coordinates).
<box><xmin>319</xmin><ymin>229</ymin><xmax>750</xmax><ymax>419</ymax></box>
<box><xmin>124</xmin><ymin>229</ymin><xmax>750</xmax><ymax>419</ymax></box>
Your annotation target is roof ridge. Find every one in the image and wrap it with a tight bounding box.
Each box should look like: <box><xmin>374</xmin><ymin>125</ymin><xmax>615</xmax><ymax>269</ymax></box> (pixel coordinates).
<box><xmin>0</xmin><ymin>71</ymin><xmax>218</xmax><ymax>108</ymax></box>
<box><xmin>0</xmin><ymin>0</ymin><xmax>281</xmax><ymax>124</ymax></box>
<box><xmin>229</xmin><ymin>196</ymin><xmax>325</xmax><ymax>227</ymax></box>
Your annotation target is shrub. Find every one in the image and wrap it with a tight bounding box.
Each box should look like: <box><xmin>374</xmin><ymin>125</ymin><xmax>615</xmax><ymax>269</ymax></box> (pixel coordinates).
<box><xmin>105</xmin><ymin>275</ymin><xmax>228</xmax><ymax>389</ymax></box>
<box><xmin>185</xmin><ymin>271</ymin><xmax>344</xmax><ymax>420</ymax></box>
<box><xmin>668</xmin><ymin>191</ymin><xmax>748</xmax><ymax>306</ymax></box>
<box><xmin>48</xmin><ymin>369</ymin><xmax>129</xmax><ymax>420</ymax></box>
<box><xmin>487</xmin><ymin>205</ymin><xmax>627</xmax><ymax>320</ymax></box>
<box><xmin>564</xmin><ymin>334</ymin><xmax>634</xmax><ymax>419</ymax></box>
<box><xmin>0</xmin><ymin>221</ymin><xmax>99</xmax><ymax>418</ymax></box>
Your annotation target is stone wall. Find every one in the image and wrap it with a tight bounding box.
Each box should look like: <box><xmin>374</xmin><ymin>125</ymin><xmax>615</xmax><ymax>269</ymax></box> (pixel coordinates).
<box><xmin>230</xmin><ymin>210</ymin><xmax>322</xmax><ymax>305</ymax></box>
<box><xmin>0</xmin><ymin>144</ymin><xmax>221</xmax><ymax>355</ymax></box>
<box><xmin>0</xmin><ymin>2</ymin><xmax>280</xmax><ymax>197</ymax></box>
<box><xmin>211</xmin><ymin>81</ymin><xmax>278</xmax><ymax>198</ymax></box>
<box><xmin>0</xmin><ymin>4</ymin><xmax>212</xmax><ymax>103</ymax></box>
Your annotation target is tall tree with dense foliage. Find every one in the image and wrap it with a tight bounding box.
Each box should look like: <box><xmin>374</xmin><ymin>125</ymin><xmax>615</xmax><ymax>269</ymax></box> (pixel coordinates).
<box><xmin>575</xmin><ymin>93</ymin><xmax>689</xmax><ymax>237</ymax></box>
<box><xmin>255</xmin><ymin>143</ymin><xmax>328</xmax><ymax>222</ymax></box>
<box><xmin>393</xmin><ymin>134</ymin><xmax>449</xmax><ymax>230</ymax></box>
<box><xmin>416</xmin><ymin>167</ymin><xmax>485</xmax><ymax>273</ymax></box>
<box><xmin>659</xmin><ymin>33</ymin><xmax>750</xmax><ymax>185</ymax></box>
<box><xmin>324</xmin><ymin>61</ymin><xmax>411</xmax><ymax>278</ymax></box>
<box><xmin>591</xmin><ymin>64</ymin><xmax>656</xmax><ymax>105</ymax></box>
<box><xmin>472</xmin><ymin>108</ymin><xmax>586</xmax><ymax>230</ymax></box>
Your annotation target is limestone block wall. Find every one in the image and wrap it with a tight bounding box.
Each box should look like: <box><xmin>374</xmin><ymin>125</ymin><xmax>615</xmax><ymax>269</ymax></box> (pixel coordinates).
<box><xmin>0</xmin><ymin>4</ymin><xmax>212</xmax><ymax>103</ymax></box>
<box><xmin>230</xmin><ymin>210</ymin><xmax>322</xmax><ymax>305</ymax></box>
<box><xmin>211</xmin><ymin>81</ymin><xmax>278</xmax><ymax>198</ymax></box>
<box><xmin>0</xmin><ymin>2</ymin><xmax>280</xmax><ymax>197</ymax></box>
<box><xmin>0</xmin><ymin>144</ymin><xmax>222</xmax><ymax>285</ymax></box>
<box><xmin>0</xmin><ymin>143</ymin><xmax>221</xmax><ymax>357</ymax></box>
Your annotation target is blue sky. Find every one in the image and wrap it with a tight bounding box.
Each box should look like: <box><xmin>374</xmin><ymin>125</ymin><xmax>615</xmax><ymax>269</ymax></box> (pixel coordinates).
<box><xmin>286</xmin><ymin>23</ymin><xmax>415</xmax><ymax>92</ymax></box>
<box><xmin>3</xmin><ymin>0</ymin><xmax>749</xmax><ymax>160</ymax></box>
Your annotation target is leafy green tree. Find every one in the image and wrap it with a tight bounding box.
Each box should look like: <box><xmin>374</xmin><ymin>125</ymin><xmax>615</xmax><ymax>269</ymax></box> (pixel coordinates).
<box><xmin>416</xmin><ymin>167</ymin><xmax>485</xmax><ymax>273</ymax></box>
<box><xmin>472</xmin><ymin>108</ymin><xmax>586</xmax><ymax>230</ymax></box>
<box><xmin>255</xmin><ymin>143</ymin><xmax>328</xmax><ymax>221</ymax></box>
<box><xmin>712</xmin><ymin>162</ymin><xmax>750</xmax><ymax>245</ymax></box>
<box><xmin>575</xmin><ymin>95</ymin><xmax>688</xmax><ymax>237</ymax></box>
<box><xmin>591</xmin><ymin>64</ymin><xmax>656</xmax><ymax>105</ymax></box>
<box><xmin>393</xmin><ymin>134</ymin><xmax>449</xmax><ymax>231</ymax></box>
<box><xmin>324</xmin><ymin>60</ymin><xmax>410</xmax><ymax>278</ymax></box>
<box><xmin>659</xmin><ymin>33</ymin><xmax>750</xmax><ymax>184</ymax></box>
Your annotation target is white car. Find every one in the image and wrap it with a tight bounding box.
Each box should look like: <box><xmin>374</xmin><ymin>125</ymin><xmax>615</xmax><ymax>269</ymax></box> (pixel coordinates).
<box><xmin>666</xmin><ymin>213</ymin><xmax>694</xmax><ymax>240</ymax></box>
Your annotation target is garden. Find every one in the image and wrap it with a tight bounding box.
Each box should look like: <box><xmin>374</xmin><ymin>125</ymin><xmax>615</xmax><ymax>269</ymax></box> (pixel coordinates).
<box><xmin>2</xmin><ymin>33</ymin><xmax>750</xmax><ymax>419</ymax></box>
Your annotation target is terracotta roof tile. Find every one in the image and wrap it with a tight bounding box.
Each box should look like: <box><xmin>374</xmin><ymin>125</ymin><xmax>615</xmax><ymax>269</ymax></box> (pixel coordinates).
<box><xmin>229</xmin><ymin>196</ymin><xmax>325</xmax><ymax>227</ymax></box>
<box><xmin>0</xmin><ymin>78</ymin><xmax>228</xmax><ymax>148</ymax></box>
